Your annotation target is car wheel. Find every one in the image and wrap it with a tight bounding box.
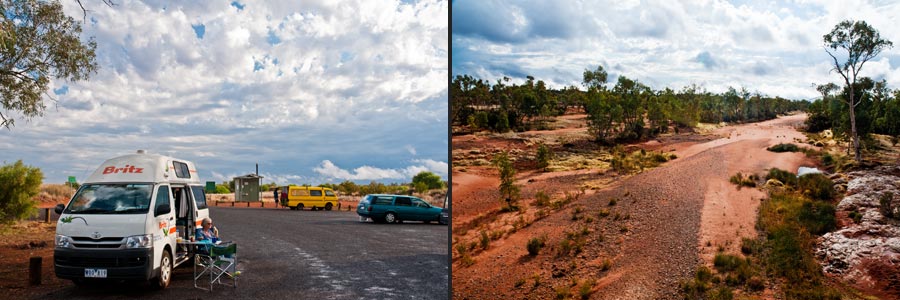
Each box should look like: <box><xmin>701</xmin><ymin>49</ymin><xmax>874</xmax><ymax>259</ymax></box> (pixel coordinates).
<box><xmin>296</xmin><ymin>203</ymin><xmax>304</xmax><ymax>211</ymax></box>
<box><xmin>325</xmin><ymin>203</ymin><xmax>333</xmax><ymax>211</ymax></box>
<box><xmin>384</xmin><ymin>212</ymin><xmax>398</xmax><ymax>223</ymax></box>
<box><xmin>152</xmin><ymin>249</ymin><xmax>172</xmax><ymax>289</ymax></box>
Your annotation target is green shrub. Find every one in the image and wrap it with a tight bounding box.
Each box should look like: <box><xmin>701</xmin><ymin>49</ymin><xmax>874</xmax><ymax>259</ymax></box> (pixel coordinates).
<box><xmin>680</xmin><ymin>278</ymin><xmax>709</xmax><ymax>300</ymax></box>
<box><xmin>747</xmin><ymin>276</ymin><xmax>764</xmax><ymax>291</ymax></box>
<box><xmin>707</xmin><ymin>286</ymin><xmax>734</xmax><ymax>300</ymax></box>
<box><xmin>480</xmin><ymin>231</ymin><xmax>490</xmax><ymax>249</ymax></box>
<box><xmin>849</xmin><ymin>210</ymin><xmax>863</xmax><ymax>223</ymax></box>
<box><xmin>740</xmin><ymin>237</ymin><xmax>762</xmax><ymax>255</ymax></box>
<box><xmin>696</xmin><ymin>266</ymin><xmax>713</xmax><ymax>282</ymax></box>
<box><xmin>798</xmin><ymin>201</ymin><xmax>836</xmax><ymax>235</ymax></box>
<box><xmin>798</xmin><ymin>173</ymin><xmax>834</xmax><ymax>201</ymax></box>
<box><xmin>713</xmin><ymin>253</ymin><xmax>743</xmax><ymax>273</ymax></box>
<box><xmin>514</xmin><ymin>278</ymin><xmax>526</xmax><ymax>288</ymax></box>
<box><xmin>0</xmin><ymin>160</ymin><xmax>42</xmax><ymax>224</ymax></box>
<box><xmin>729</xmin><ymin>172</ymin><xmax>757</xmax><ymax>189</ymax></box>
<box><xmin>555</xmin><ymin>286</ymin><xmax>571</xmax><ymax>300</ymax></box>
<box><xmin>767</xmin><ymin>143</ymin><xmax>799</xmax><ymax>152</ymax></box>
<box><xmin>608</xmin><ymin>198</ymin><xmax>617</xmax><ymax>206</ymax></box>
<box><xmin>527</xmin><ymin>236</ymin><xmax>545</xmax><ymax>256</ymax></box>
<box><xmin>601</xmin><ymin>259</ymin><xmax>611</xmax><ymax>271</ymax></box>
<box><xmin>598</xmin><ymin>209</ymin><xmax>610</xmax><ymax>218</ymax></box>
<box><xmin>578</xmin><ymin>278</ymin><xmax>596</xmax><ymax>299</ymax></box>
<box><xmin>534</xmin><ymin>190</ymin><xmax>550</xmax><ymax>207</ymax></box>
<box><xmin>766</xmin><ymin>168</ymin><xmax>797</xmax><ymax>186</ymax></box>
<box><xmin>536</xmin><ymin>144</ymin><xmax>554</xmax><ymax>170</ymax></box>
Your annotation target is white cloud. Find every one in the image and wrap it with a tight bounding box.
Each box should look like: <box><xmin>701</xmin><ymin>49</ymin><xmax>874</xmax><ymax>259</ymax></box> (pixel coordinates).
<box><xmin>453</xmin><ymin>0</ymin><xmax>900</xmax><ymax>100</ymax></box>
<box><xmin>313</xmin><ymin>159</ymin><xmax>448</xmax><ymax>181</ymax></box>
<box><xmin>405</xmin><ymin>145</ymin><xmax>417</xmax><ymax>155</ymax></box>
<box><xmin>0</xmin><ymin>0</ymin><xmax>448</xmax><ymax>185</ymax></box>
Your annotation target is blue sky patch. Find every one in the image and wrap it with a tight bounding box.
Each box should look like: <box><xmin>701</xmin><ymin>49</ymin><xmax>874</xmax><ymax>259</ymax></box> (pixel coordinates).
<box><xmin>231</xmin><ymin>1</ymin><xmax>245</xmax><ymax>11</ymax></box>
<box><xmin>191</xmin><ymin>23</ymin><xmax>205</xmax><ymax>39</ymax></box>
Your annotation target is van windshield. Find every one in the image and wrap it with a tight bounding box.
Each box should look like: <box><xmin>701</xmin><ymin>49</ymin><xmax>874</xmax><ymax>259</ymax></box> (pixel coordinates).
<box><xmin>65</xmin><ymin>184</ymin><xmax>153</xmax><ymax>214</ymax></box>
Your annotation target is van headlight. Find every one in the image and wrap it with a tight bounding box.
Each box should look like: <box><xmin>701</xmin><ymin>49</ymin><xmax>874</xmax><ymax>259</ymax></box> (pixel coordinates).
<box><xmin>55</xmin><ymin>235</ymin><xmax>73</xmax><ymax>248</ymax></box>
<box><xmin>124</xmin><ymin>234</ymin><xmax>153</xmax><ymax>249</ymax></box>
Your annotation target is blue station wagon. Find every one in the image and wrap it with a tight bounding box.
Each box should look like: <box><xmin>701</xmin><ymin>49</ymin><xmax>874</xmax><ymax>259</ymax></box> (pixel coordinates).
<box><xmin>357</xmin><ymin>194</ymin><xmax>443</xmax><ymax>224</ymax></box>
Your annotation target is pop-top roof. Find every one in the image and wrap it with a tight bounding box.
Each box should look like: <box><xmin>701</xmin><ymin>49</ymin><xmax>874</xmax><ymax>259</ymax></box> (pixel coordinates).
<box><xmin>84</xmin><ymin>151</ymin><xmax>201</xmax><ymax>184</ymax></box>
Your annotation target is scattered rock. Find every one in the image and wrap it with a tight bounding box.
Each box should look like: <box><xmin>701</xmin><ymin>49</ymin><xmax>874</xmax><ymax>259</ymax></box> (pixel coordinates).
<box><xmin>765</xmin><ymin>179</ymin><xmax>784</xmax><ymax>187</ymax></box>
<box><xmin>817</xmin><ymin>168</ymin><xmax>900</xmax><ymax>289</ymax></box>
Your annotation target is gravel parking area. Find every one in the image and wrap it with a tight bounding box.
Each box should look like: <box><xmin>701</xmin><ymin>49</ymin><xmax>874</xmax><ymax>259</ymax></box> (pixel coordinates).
<box><xmin>31</xmin><ymin>207</ymin><xmax>449</xmax><ymax>300</ymax></box>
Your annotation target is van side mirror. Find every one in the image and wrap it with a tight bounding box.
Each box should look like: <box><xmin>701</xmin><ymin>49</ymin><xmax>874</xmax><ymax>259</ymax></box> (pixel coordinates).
<box><xmin>54</xmin><ymin>204</ymin><xmax>65</xmax><ymax>215</ymax></box>
<box><xmin>155</xmin><ymin>204</ymin><xmax>171</xmax><ymax>216</ymax></box>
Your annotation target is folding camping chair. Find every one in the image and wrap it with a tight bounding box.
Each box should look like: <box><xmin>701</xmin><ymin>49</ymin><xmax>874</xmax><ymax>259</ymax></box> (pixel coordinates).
<box><xmin>193</xmin><ymin>242</ymin><xmax>238</xmax><ymax>291</ymax></box>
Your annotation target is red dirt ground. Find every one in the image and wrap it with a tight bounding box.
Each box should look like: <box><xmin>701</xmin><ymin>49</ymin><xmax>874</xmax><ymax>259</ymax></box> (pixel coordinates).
<box><xmin>452</xmin><ymin>114</ymin><xmax>817</xmax><ymax>299</ymax></box>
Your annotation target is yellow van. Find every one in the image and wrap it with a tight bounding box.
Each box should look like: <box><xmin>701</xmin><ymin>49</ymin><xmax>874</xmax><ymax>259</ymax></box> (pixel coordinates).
<box><xmin>285</xmin><ymin>186</ymin><xmax>339</xmax><ymax>211</ymax></box>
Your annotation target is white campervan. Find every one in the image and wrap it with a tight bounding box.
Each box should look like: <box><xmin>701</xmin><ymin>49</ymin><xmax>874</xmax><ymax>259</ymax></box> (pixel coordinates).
<box><xmin>54</xmin><ymin>150</ymin><xmax>209</xmax><ymax>288</ymax></box>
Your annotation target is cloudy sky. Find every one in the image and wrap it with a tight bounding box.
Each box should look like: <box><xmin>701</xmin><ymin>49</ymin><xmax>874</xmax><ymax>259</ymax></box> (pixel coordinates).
<box><xmin>452</xmin><ymin>0</ymin><xmax>900</xmax><ymax>100</ymax></box>
<box><xmin>1</xmin><ymin>0</ymin><xmax>448</xmax><ymax>185</ymax></box>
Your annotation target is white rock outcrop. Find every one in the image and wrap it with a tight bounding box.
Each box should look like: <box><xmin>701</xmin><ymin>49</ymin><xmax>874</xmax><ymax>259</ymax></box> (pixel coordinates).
<box><xmin>817</xmin><ymin>166</ymin><xmax>900</xmax><ymax>286</ymax></box>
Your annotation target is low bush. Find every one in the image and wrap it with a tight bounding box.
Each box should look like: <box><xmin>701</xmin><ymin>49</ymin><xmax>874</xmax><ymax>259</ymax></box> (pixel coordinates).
<box><xmin>578</xmin><ymin>278</ymin><xmax>596</xmax><ymax>299</ymax></box>
<box><xmin>555</xmin><ymin>286</ymin><xmax>571</xmax><ymax>300</ymax></box>
<box><xmin>798</xmin><ymin>201</ymin><xmax>836</xmax><ymax>235</ymax></box>
<box><xmin>798</xmin><ymin>173</ymin><xmax>834</xmax><ymax>201</ymax></box>
<box><xmin>767</xmin><ymin>143</ymin><xmax>799</xmax><ymax>152</ymax></box>
<box><xmin>598</xmin><ymin>209</ymin><xmax>610</xmax><ymax>218</ymax></box>
<box><xmin>729</xmin><ymin>172</ymin><xmax>757</xmax><ymax>189</ymax></box>
<box><xmin>707</xmin><ymin>286</ymin><xmax>734</xmax><ymax>300</ymax></box>
<box><xmin>534</xmin><ymin>191</ymin><xmax>550</xmax><ymax>207</ymax></box>
<box><xmin>608</xmin><ymin>198</ymin><xmax>617</xmax><ymax>206</ymax></box>
<box><xmin>849</xmin><ymin>210</ymin><xmax>863</xmax><ymax>224</ymax></box>
<box><xmin>713</xmin><ymin>253</ymin><xmax>744</xmax><ymax>273</ymax></box>
<box><xmin>480</xmin><ymin>231</ymin><xmax>490</xmax><ymax>249</ymax></box>
<box><xmin>527</xmin><ymin>236</ymin><xmax>546</xmax><ymax>256</ymax></box>
<box><xmin>766</xmin><ymin>168</ymin><xmax>797</xmax><ymax>187</ymax></box>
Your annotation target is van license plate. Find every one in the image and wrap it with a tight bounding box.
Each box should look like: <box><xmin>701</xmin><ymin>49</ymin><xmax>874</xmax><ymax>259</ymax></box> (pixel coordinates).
<box><xmin>84</xmin><ymin>268</ymin><xmax>107</xmax><ymax>278</ymax></box>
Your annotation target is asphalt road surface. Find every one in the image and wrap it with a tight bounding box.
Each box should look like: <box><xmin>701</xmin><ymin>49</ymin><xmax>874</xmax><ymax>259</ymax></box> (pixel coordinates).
<box><xmin>37</xmin><ymin>207</ymin><xmax>449</xmax><ymax>300</ymax></box>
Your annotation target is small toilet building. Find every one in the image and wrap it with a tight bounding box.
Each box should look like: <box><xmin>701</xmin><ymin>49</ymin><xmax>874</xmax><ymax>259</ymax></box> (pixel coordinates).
<box><xmin>233</xmin><ymin>174</ymin><xmax>263</xmax><ymax>202</ymax></box>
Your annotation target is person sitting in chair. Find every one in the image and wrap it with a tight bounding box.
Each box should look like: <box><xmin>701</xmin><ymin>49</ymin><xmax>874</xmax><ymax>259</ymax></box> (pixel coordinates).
<box><xmin>196</xmin><ymin>217</ymin><xmax>219</xmax><ymax>243</ymax></box>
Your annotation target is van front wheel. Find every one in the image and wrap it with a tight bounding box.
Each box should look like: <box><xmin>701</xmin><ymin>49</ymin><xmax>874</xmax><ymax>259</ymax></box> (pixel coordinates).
<box><xmin>325</xmin><ymin>203</ymin><xmax>333</xmax><ymax>211</ymax></box>
<box><xmin>152</xmin><ymin>249</ymin><xmax>172</xmax><ymax>289</ymax></box>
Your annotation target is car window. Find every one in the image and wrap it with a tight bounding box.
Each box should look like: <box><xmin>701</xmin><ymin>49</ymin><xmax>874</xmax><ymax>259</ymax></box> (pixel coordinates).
<box><xmin>412</xmin><ymin>199</ymin><xmax>429</xmax><ymax>208</ymax></box>
<box><xmin>190</xmin><ymin>186</ymin><xmax>207</xmax><ymax>209</ymax></box>
<box><xmin>291</xmin><ymin>189</ymin><xmax>309</xmax><ymax>196</ymax></box>
<box><xmin>358</xmin><ymin>196</ymin><xmax>370</xmax><ymax>205</ymax></box>
<box><xmin>154</xmin><ymin>186</ymin><xmax>170</xmax><ymax>215</ymax></box>
<box><xmin>372</xmin><ymin>196</ymin><xmax>393</xmax><ymax>205</ymax></box>
<box><xmin>325</xmin><ymin>190</ymin><xmax>335</xmax><ymax>197</ymax></box>
<box><xmin>310</xmin><ymin>190</ymin><xmax>323</xmax><ymax>197</ymax></box>
<box><xmin>395</xmin><ymin>197</ymin><xmax>412</xmax><ymax>206</ymax></box>
<box><xmin>173</xmin><ymin>161</ymin><xmax>191</xmax><ymax>179</ymax></box>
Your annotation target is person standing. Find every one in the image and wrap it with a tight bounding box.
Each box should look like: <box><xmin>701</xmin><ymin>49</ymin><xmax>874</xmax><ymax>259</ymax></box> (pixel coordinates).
<box><xmin>273</xmin><ymin>188</ymin><xmax>279</xmax><ymax>208</ymax></box>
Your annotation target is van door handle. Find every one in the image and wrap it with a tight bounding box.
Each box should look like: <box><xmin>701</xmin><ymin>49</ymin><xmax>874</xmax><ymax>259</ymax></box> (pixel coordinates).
<box><xmin>169</xmin><ymin>217</ymin><xmax>174</xmax><ymax>221</ymax></box>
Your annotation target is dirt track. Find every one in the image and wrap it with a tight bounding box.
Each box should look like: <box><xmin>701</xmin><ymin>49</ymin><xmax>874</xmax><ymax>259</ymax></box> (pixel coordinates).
<box><xmin>452</xmin><ymin>114</ymin><xmax>815</xmax><ymax>299</ymax></box>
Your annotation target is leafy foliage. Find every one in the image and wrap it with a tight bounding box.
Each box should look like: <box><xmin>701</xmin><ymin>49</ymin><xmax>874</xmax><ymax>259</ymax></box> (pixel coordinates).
<box><xmin>412</xmin><ymin>171</ymin><xmax>444</xmax><ymax>190</ymax></box>
<box><xmin>0</xmin><ymin>160</ymin><xmax>42</xmax><ymax>223</ymax></box>
<box><xmin>0</xmin><ymin>0</ymin><xmax>98</xmax><ymax>128</ymax></box>
<box><xmin>536</xmin><ymin>143</ymin><xmax>553</xmax><ymax>171</ymax></box>
<box><xmin>492</xmin><ymin>151</ymin><xmax>519</xmax><ymax>210</ymax></box>
<box><xmin>767</xmin><ymin>143</ymin><xmax>799</xmax><ymax>152</ymax></box>
<box><xmin>822</xmin><ymin>20</ymin><xmax>894</xmax><ymax>162</ymax></box>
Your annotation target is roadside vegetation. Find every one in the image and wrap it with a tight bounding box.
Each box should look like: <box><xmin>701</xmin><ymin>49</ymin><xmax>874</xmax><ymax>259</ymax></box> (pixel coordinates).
<box><xmin>0</xmin><ymin>160</ymin><xmax>43</xmax><ymax>225</ymax></box>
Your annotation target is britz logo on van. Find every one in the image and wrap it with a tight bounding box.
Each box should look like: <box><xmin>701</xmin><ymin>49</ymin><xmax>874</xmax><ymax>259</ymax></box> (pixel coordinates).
<box><xmin>102</xmin><ymin>165</ymin><xmax>144</xmax><ymax>174</ymax></box>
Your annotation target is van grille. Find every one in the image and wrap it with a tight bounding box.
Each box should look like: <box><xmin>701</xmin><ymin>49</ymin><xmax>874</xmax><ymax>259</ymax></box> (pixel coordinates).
<box><xmin>55</xmin><ymin>256</ymin><xmax>147</xmax><ymax>268</ymax></box>
<box><xmin>71</xmin><ymin>237</ymin><xmax>123</xmax><ymax>249</ymax></box>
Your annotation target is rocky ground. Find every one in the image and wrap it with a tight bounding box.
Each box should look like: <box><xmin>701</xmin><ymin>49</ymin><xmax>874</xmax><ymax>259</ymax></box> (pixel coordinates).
<box><xmin>818</xmin><ymin>165</ymin><xmax>900</xmax><ymax>298</ymax></box>
<box><xmin>452</xmin><ymin>114</ymin><xmax>817</xmax><ymax>299</ymax></box>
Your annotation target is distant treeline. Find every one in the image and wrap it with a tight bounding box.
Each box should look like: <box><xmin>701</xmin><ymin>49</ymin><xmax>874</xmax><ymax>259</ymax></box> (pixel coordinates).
<box><xmin>806</xmin><ymin>79</ymin><xmax>900</xmax><ymax>138</ymax></box>
<box><xmin>451</xmin><ymin>65</ymin><xmax>809</xmax><ymax>142</ymax></box>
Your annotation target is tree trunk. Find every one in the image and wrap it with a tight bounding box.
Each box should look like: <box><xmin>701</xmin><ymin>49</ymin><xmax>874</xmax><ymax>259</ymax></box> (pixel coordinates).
<box><xmin>850</xmin><ymin>85</ymin><xmax>862</xmax><ymax>163</ymax></box>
